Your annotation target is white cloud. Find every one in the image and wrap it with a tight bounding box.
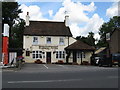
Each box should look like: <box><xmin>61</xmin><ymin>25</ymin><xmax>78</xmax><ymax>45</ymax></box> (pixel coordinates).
<box><xmin>53</xmin><ymin>0</ymin><xmax>96</xmax><ymax>23</ymax></box>
<box><xmin>83</xmin><ymin>14</ymin><xmax>104</xmax><ymax>38</ymax></box>
<box><xmin>70</xmin><ymin>13</ymin><xmax>104</xmax><ymax>39</ymax></box>
<box><xmin>106</xmin><ymin>2</ymin><xmax>118</xmax><ymax>17</ymax></box>
<box><xmin>19</xmin><ymin>0</ymin><xmax>104</xmax><ymax>40</ymax></box>
<box><xmin>53</xmin><ymin>0</ymin><xmax>103</xmax><ymax>39</ymax></box>
<box><xmin>48</xmin><ymin>10</ymin><xmax>53</xmax><ymax>17</ymax></box>
<box><xmin>19</xmin><ymin>4</ymin><xmax>48</xmax><ymax>21</ymax></box>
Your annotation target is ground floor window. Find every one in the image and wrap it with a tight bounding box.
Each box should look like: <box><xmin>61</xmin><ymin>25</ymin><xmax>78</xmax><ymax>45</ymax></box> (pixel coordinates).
<box><xmin>32</xmin><ymin>51</ymin><xmax>43</xmax><ymax>59</ymax></box>
<box><xmin>56</xmin><ymin>51</ymin><xmax>65</xmax><ymax>59</ymax></box>
<box><xmin>77</xmin><ymin>52</ymin><xmax>85</xmax><ymax>58</ymax></box>
<box><xmin>26</xmin><ymin>51</ymin><xmax>30</xmax><ymax>56</ymax></box>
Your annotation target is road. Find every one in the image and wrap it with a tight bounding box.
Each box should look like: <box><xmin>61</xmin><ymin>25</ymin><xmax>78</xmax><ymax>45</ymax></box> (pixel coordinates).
<box><xmin>2</xmin><ymin>63</ymin><xmax>119</xmax><ymax>88</ymax></box>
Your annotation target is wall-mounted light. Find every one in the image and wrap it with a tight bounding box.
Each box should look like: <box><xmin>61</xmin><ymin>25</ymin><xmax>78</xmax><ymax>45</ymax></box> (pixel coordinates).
<box><xmin>26</xmin><ymin>36</ymin><xmax>29</xmax><ymax>38</ymax></box>
<box><xmin>26</xmin><ymin>48</ymin><xmax>29</xmax><ymax>51</ymax></box>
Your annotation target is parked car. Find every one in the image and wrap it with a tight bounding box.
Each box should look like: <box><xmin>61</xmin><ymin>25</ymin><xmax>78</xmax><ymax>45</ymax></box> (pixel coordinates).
<box><xmin>98</xmin><ymin>54</ymin><xmax>120</xmax><ymax>67</ymax></box>
<box><xmin>98</xmin><ymin>55</ymin><xmax>112</xmax><ymax>67</ymax></box>
<box><xmin>112</xmin><ymin>53</ymin><xmax>120</xmax><ymax>67</ymax></box>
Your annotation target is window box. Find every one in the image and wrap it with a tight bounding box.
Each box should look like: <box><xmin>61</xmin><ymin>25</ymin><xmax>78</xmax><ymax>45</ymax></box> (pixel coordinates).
<box><xmin>56</xmin><ymin>60</ymin><xmax>64</xmax><ymax>64</ymax></box>
<box><xmin>34</xmin><ymin>59</ymin><xmax>43</xmax><ymax>64</ymax></box>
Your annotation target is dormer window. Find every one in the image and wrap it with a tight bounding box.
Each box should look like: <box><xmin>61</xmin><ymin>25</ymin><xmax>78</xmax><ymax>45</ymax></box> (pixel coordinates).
<box><xmin>47</xmin><ymin>37</ymin><xmax>51</xmax><ymax>44</ymax></box>
<box><xmin>33</xmin><ymin>36</ymin><xmax>38</xmax><ymax>45</ymax></box>
<box><xmin>59</xmin><ymin>37</ymin><xmax>64</xmax><ymax>45</ymax></box>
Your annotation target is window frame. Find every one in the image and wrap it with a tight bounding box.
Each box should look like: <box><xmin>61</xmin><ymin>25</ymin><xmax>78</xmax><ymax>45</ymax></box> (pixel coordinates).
<box><xmin>32</xmin><ymin>51</ymin><xmax>42</xmax><ymax>59</ymax></box>
<box><xmin>59</xmin><ymin>37</ymin><xmax>64</xmax><ymax>45</ymax></box>
<box><xmin>77</xmin><ymin>52</ymin><xmax>85</xmax><ymax>58</ymax></box>
<box><xmin>26</xmin><ymin>51</ymin><xmax>30</xmax><ymax>56</ymax></box>
<box><xmin>33</xmin><ymin>36</ymin><xmax>39</xmax><ymax>45</ymax></box>
<box><xmin>46</xmin><ymin>37</ymin><xmax>51</xmax><ymax>44</ymax></box>
<box><xmin>56</xmin><ymin>51</ymin><xmax>65</xmax><ymax>59</ymax></box>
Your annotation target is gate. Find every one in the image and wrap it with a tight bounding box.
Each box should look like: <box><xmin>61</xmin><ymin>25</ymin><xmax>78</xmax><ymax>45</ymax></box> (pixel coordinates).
<box><xmin>9</xmin><ymin>52</ymin><xmax>17</xmax><ymax>64</ymax></box>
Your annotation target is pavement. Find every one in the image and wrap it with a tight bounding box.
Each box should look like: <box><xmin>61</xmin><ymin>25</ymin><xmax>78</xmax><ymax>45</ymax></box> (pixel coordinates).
<box><xmin>2</xmin><ymin>63</ymin><xmax>119</xmax><ymax>88</ymax></box>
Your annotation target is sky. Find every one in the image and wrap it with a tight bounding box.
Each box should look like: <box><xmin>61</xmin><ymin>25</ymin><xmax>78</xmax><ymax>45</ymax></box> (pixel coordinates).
<box><xmin>18</xmin><ymin>0</ymin><xmax>118</xmax><ymax>39</ymax></box>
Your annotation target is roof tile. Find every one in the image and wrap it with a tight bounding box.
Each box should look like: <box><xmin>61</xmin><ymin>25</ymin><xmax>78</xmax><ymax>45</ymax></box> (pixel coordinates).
<box><xmin>24</xmin><ymin>21</ymin><xmax>72</xmax><ymax>36</ymax></box>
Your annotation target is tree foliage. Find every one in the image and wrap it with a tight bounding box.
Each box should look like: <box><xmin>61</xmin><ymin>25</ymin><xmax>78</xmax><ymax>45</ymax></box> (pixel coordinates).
<box><xmin>76</xmin><ymin>32</ymin><xmax>96</xmax><ymax>47</ymax></box>
<box><xmin>10</xmin><ymin>19</ymin><xmax>25</xmax><ymax>48</ymax></box>
<box><xmin>2</xmin><ymin>2</ymin><xmax>22</xmax><ymax>26</ymax></box>
<box><xmin>2</xmin><ymin>2</ymin><xmax>23</xmax><ymax>48</ymax></box>
<box><xmin>97</xmin><ymin>16</ymin><xmax>120</xmax><ymax>47</ymax></box>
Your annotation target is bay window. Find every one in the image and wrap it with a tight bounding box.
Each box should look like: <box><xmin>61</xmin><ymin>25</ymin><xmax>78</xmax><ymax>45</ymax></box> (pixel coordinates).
<box><xmin>32</xmin><ymin>51</ymin><xmax>42</xmax><ymax>59</ymax></box>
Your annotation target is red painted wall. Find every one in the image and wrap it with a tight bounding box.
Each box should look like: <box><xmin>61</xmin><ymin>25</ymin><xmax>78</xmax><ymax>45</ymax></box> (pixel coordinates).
<box><xmin>2</xmin><ymin>37</ymin><xmax>9</xmax><ymax>64</ymax></box>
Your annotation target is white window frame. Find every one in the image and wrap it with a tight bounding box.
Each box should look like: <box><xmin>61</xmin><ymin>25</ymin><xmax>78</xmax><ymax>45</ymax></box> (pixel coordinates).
<box><xmin>33</xmin><ymin>36</ymin><xmax>39</xmax><ymax>45</ymax></box>
<box><xmin>32</xmin><ymin>51</ymin><xmax>42</xmax><ymax>59</ymax></box>
<box><xmin>56</xmin><ymin>51</ymin><xmax>65</xmax><ymax>59</ymax></box>
<box><xmin>77</xmin><ymin>52</ymin><xmax>85</xmax><ymax>58</ymax></box>
<box><xmin>46</xmin><ymin>37</ymin><xmax>51</xmax><ymax>44</ymax></box>
<box><xmin>59</xmin><ymin>37</ymin><xmax>64</xmax><ymax>45</ymax></box>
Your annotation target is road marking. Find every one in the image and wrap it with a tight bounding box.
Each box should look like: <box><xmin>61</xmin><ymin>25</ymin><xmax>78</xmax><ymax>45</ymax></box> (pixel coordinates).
<box><xmin>8</xmin><ymin>79</ymin><xmax>82</xmax><ymax>84</ymax></box>
<box><xmin>58</xmin><ymin>65</ymin><xmax>64</xmax><ymax>67</ymax></box>
<box><xmin>43</xmin><ymin>65</ymin><xmax>48</xmax><ymax>69</ymax></box>
<box><xmin>58</xmin><ymin>65</ymin><xmax>68</xmax><ymax>69</ymax></box>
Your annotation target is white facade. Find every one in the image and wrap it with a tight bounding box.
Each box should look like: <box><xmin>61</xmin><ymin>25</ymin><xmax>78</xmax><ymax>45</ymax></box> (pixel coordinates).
<box><xmin>23</xmin><ymin>35</ymin><xmax>76</xmax><ymax>63</ymax></box>
<box><xmin>68</xmin><ymin>51</ymin><xmax>93</xmax><ymax>64</ymax></box>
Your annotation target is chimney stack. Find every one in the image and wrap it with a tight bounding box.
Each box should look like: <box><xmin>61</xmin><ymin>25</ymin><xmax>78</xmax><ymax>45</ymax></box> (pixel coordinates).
<box><xmin>26</xmin><ymin>12</ymin><xmax>30</xmax><ymax>26</ymax></box>
<box><xmin>65</xmin><ymin>15</ymin><xmax>69</xmax><ymax>27</ymax></box>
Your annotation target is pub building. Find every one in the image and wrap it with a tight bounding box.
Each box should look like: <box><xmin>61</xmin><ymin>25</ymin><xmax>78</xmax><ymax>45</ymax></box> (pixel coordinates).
<box><xmin>23</xmin><ymin>12</ymin><xmax>95</xmax><ymax>64</ymax></box>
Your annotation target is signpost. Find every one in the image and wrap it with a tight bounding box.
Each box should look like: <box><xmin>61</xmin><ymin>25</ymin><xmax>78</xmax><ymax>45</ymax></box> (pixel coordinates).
<box><xmin>106</xmin><ymin>33</ymin><xmax>110</xmax><ymax>58</ymax></box>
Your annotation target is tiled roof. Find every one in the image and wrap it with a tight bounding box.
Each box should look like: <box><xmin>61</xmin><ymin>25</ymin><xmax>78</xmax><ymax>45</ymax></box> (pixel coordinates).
<box><xmin>95</xmin><ymin>47</ymin><xmax>106</xmax><ymax>54</ymax></box>
<box><xmin>24</xmin><ymin>21</ymin><xmax>72</xmax><ymax>36</ymax></box>
<box><xmin>65</xmin><ymin>40</ymin><xmax>95</xmax><ymax>51</ymax></box>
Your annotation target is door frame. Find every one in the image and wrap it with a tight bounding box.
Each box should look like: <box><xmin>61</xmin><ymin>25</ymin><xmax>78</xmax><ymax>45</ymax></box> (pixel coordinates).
<box><xmin>46</xmin><ymin>52</ymin><xmax>51</xmax><ymax>64</ymax></box>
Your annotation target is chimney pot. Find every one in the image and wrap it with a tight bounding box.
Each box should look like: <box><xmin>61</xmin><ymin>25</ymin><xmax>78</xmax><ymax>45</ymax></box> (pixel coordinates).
<box><xmin>27</xmin><ymin>12</ymin><xmax>29</xmax><ymax>15</ymax></box>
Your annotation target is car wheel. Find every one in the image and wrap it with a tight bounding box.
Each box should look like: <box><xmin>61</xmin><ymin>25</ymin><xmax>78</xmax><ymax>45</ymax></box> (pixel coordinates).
<box><xmin>118</xmin><ymin>64</ymin><xmax>120</xmax><ymax>67</ymax></box>
<box><xmin>109</xmin><ymin>64</ymin><xmax>112</xmax><ymax>67</ymax></box>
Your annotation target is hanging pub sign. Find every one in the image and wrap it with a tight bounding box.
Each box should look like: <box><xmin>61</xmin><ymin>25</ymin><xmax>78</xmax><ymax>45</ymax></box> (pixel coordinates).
<box><xmin>106</xmin><ymin>33</ymin><xmax>110</xmax><ymax>41</ymax></box>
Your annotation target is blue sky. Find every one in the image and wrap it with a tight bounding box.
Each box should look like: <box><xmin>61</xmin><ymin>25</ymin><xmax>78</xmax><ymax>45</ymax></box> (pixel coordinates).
<box><xmin>18</xmin><ymin>0</ymin><xmax>118</xmax><ymax>39</ymax></box>
<box><xmin>19</xmin><ymin>2</ymin><xmax>113</xmax><ymax>21</ymax></box>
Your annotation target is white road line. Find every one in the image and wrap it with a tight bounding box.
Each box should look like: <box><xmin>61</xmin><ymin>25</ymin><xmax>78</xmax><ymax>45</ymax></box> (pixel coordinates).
<box><xmin>43</xmin><ymin>65</ymin><xmax>48</xmax><ymax>69</ymax></box>
<box><xmin>58</xmin><ymin>65</ymin><xmax>67</xmax><ymax>68</ymax></box>
<box><xmin>58</xmin><ymin>65</ymin><xmax>64</xmax><ymax>67</ymax></box>
<box><xmin>8</xmin><ymin>79</ymin><xmax>82</xmax><ymax>84</ymax></box>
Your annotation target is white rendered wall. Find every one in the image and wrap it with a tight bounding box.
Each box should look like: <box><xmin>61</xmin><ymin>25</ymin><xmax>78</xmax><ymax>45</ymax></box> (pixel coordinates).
<box><xmin>23</xmin><ymin>36</ymin><xmax>76</xmax><ymax>63</ymax></box>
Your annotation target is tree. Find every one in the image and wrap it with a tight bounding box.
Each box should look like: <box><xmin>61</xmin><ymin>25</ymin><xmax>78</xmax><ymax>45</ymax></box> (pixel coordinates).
<box><xmin>76</xmin><ymin>32</ymin><xmax>96</xmax><ymax>46</ymax></box>
<box><xmin>10</xmin><ymin>19</ymin><xmax>25</xmax><ymax>48</ymax></box>
<box><xmin>97</xmin><ymin>16</ymin><xmax>120</xmax><ymax>47</ymax></box>
<box><xmin>2</xmin><ymin>2</ymin><xmax>22</xmax><ymax>48</ymax></box>
<box><xmin>2</xmin><ymin>2</ymin><xmax>22</xmax><ymax>26</ymax></box>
